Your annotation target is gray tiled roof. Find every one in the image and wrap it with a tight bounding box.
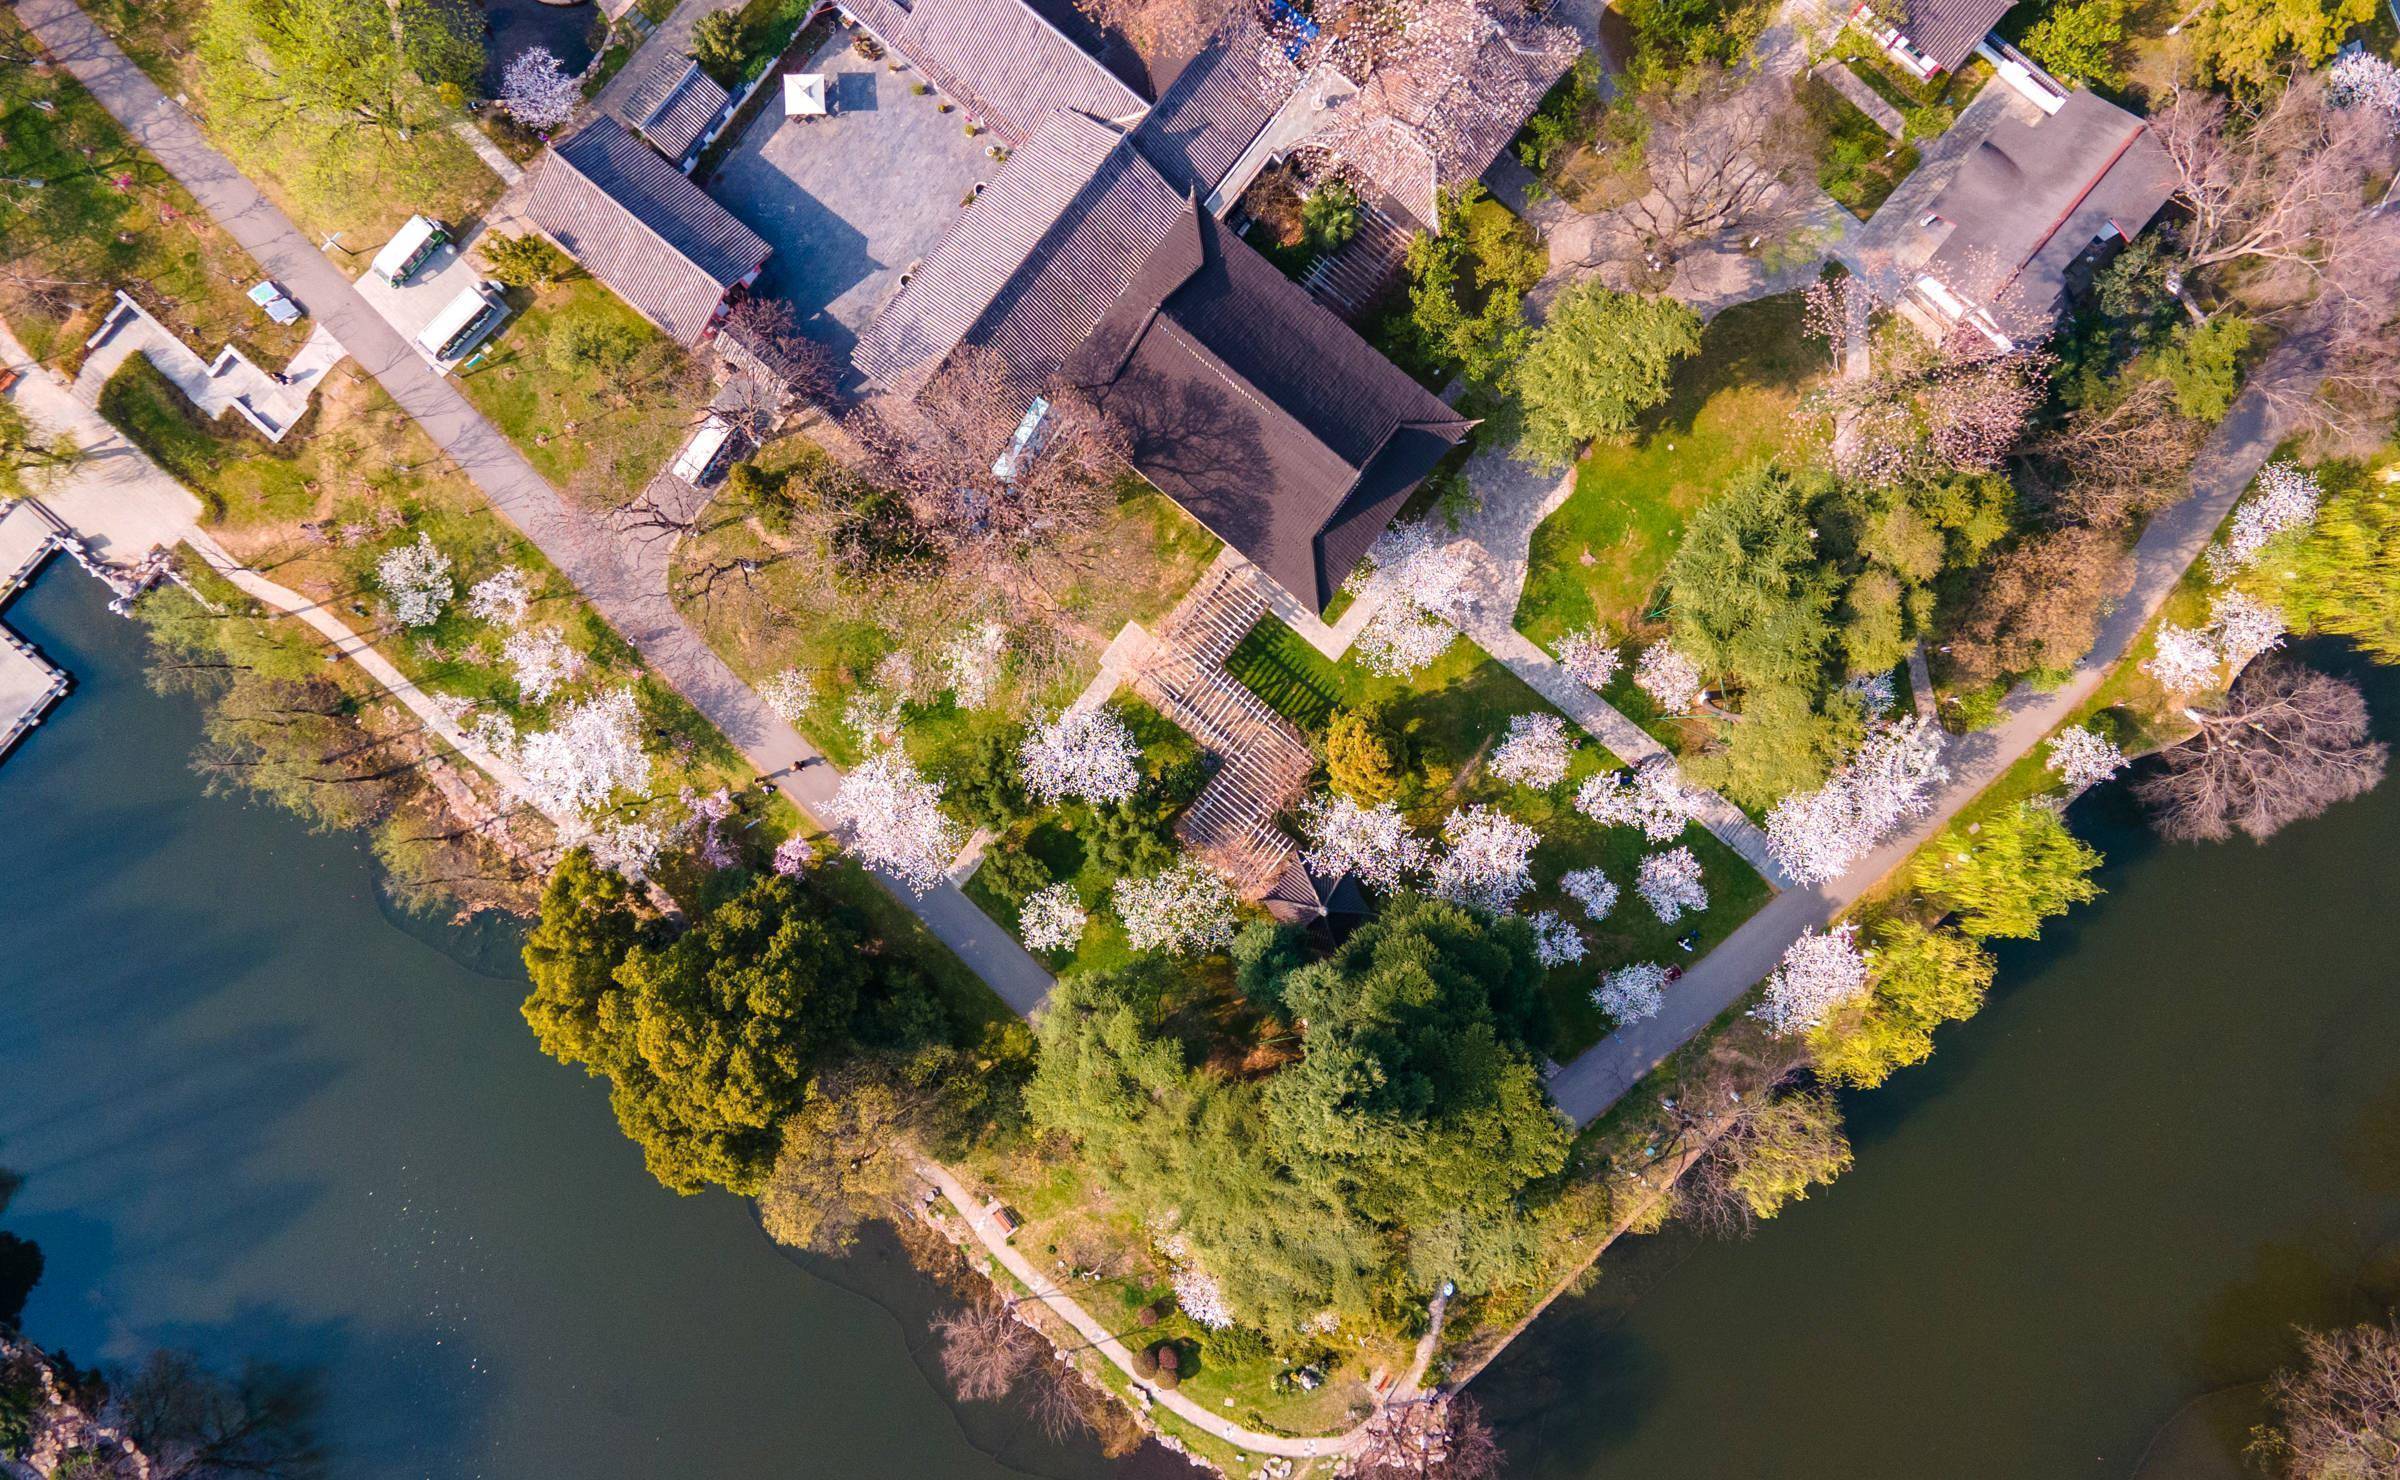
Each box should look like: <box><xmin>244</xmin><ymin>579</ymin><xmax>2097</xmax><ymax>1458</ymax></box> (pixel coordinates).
<box><xmin>1886</xmin><ymin>0</ymin><xmax>2016</xmax><ymax>73</ymax></box>
<box><xmin>1923</xmin><ymin>89</ymin><xmax>2175</xmax><ymax>319</ymax></box>
<box><xmin>842</xmin><ymin>0</ymin><xmax>1148</xmax><ymax>145</ymax></box>
<box><xmin>528</xmin><ymin>118</ymin><xmax>771</xmax><ymax>344</ymax></box>
<box><xmin>623</xmin><ymin>55</ymin><xmax>730</xmax><ymax>163</ymax></box>
<box><xmin>1130</xmin><ymin>15</ymin><xmax>1277</xmax><ymax>195</ymax></box>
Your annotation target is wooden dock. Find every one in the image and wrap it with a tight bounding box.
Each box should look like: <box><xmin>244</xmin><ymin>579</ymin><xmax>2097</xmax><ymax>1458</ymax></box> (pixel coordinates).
<box><xmin>0</xmin><ymin>497</ymin><xmax>72</xmax><ymax>762</ymax></box>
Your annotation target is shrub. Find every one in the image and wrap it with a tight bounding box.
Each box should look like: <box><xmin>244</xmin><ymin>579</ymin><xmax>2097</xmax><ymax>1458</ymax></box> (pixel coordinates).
<box><xmin>1132</xmin><ymin>1345</ymin><xmax>1160</xmax><ymax>1378</ymax></box>
<box><xmin>1135</xmin><ymin>1303</ymin><xmax>1161</xmax><ymax>1328</ymax></box>
<box><xmin>975</xmin><ymin>834</ymin><xmax>1052</xmax><ymax>908</ymax></box>
<box><xmin>1301</xmin><ymin>179</ymin><xmax>1362</xmax><ymax>254</ymax></box>
<box><xmin>480</xmin><ymin>231</ymin><xmax>569</xmax><ymax>291</ymax></box>
<box><xmin>950</xmin><ymin>728</ymin><xmax>1031</xmax><ymax>828</ymax></box>
<box><xmin>1156</xmin><ymin>1343</ymin><xmax>1180</xmax><ymax>1372</ymax></box>
<box><xmin>1324</xmin><ymin>705</ymin><xmax>1400</xmax><ymax>803</ymax></box>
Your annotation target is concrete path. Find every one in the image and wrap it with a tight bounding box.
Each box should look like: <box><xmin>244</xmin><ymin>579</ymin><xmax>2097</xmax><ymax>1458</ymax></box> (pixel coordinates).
<box><xmin>73</xmin><ymin>291</ymin><xmax>344</xmax><ymax>441</ymax></box>
<box><xmin>17</xmin><ymin>0</ymin><xmax>1056</xmax><ymax>1017</ymax></box>
<box><xmin>1812</xmin><ymin>60</ymin><xmax>1906</xmax><ymax>137</ymax></box>
<box><xmin>449</xmin><ymin>118</ymin><xmax>525</xmax><ymax>187</ymax></box>
<box><xmin>1548</xmin><ymin>347</ymin><xmax>2326</xmax><ymax>1122</ymax></box>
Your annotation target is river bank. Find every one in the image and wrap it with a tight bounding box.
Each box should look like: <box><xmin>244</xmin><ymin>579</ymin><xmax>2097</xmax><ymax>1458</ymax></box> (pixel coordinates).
<box><xmin>0</xmin><ymin>569</ymin><xmax>1154</xmax><ymax>1480</ymax></box>
<box><xmin>1472</xmin><ymin>636</ymin><xmax>2400</xmax><ymax>1477</ymax></box>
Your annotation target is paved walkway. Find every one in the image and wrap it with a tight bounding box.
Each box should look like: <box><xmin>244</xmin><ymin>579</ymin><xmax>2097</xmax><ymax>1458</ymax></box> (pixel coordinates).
<box><xmin>448</xmin><ymin>118</ymin><xmax>525</xmax><ymax>187</ymax></box>
<box><xmin>73</xmin><ymin>290</ymin><xmax>344</xmax><ymax>441</ymax></box>
<box><xmin>1</xmin><ymin>316</ymin><xmax>554</xmax><ymax>815</ymax></box>
<box><xmin>1812</xmin><ymin>60</ymin><xmax>1905</xmax><ymax>137</ymax></box>
<box><xmin>17</xmin><ymin>0</ymin><xmax>1056</xmax><ymax>1017</ymax></box>
<box><xmin>1548</xmin><ymin>347</ymin><xmax>2326</xmax><ymax>1122</ymax></box>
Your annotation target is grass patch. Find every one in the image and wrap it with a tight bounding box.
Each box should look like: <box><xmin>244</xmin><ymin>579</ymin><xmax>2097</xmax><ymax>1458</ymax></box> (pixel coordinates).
<box><xmin>1514</xmin><ymin>290</ymin><xmax>1834</xmax><ymax>651</ymax></box>
<box><xmin>0</xmin><ymin>15</ymin><xmax>308</xmax><ymax>373</ymax></box>
<box><xmin>1799</xmin><ymin>75</ymin><xmax>1921</xmax><ymax>218</ymax></box>
<box><xmin>1825</xmin><ymin>32</ymin><xmax>1992</xmax><ymax>138</ymax></box>
<box><xmin>1225</xmin><ymin>617</ymin><xmax>1772</xmax><ymax>1056</ymax></box>
<box><xmin>451</xmin><ymin>274</ymin><xmax>705</xmax><ymax>507</ymax></box>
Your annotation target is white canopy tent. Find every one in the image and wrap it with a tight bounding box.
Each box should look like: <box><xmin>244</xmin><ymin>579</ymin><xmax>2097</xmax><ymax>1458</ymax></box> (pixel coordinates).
<box><xmin>783</xmin><ymin>72</ymin><xmax>827</xmax><ymax>117</ymax></box>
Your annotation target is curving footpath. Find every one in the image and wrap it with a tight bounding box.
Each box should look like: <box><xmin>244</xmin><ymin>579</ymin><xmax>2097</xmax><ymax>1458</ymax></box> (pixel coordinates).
<box><xmin>1546</xmin><ymin>346</ymin><xmax>2327</xmax><ymax>1123</ymax></box>
<box><xmin>923</xmin><ymin>1162</ymin><xmax>1449</xmax><ymax>1465</ymax></box>
<box><xmin>15</xmin><ymin>0</ymin><xmax>1055</xmax><ymax>1015</ymax></box>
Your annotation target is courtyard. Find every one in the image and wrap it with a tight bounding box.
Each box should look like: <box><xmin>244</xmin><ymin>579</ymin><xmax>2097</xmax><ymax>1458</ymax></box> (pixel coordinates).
<box><xmin>703</xmin><ymin>29</ymin><xmax>995</xmax><ymax>362</ymax></box>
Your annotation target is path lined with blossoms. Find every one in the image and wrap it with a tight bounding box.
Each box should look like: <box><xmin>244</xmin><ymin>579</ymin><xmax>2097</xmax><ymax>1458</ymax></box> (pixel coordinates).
<box><xmin>15</xmin><ymin>0</ymin><xmax>1055</xmax><ymax>1014</ymax></box>
<box><xmin>1548</xmin><ymin>348</ymin><xmax>2326</xmax><ymax>1123</ymax></box>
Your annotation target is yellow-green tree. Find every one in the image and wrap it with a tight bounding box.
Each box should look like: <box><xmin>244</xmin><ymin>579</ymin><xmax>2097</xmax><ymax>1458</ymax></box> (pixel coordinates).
<box><xmin>2189</xmin><ymin>0</ymin><xmax>2375</xmax><ymax>93</ymax></box>
<box><xmin>1811</xmin><ymin>919</ymin><xmax>1996</xmax><ymax>1088</ymax></box>
<box><xmin>1913</xmin><ymin>802</ymin><xmax>2102</xmax><ymax>940</ymax></box>
<box><xmin>1324</xmin><ymin>706</ymin><xmax>1400</xmax><ymax>804</ymax></box>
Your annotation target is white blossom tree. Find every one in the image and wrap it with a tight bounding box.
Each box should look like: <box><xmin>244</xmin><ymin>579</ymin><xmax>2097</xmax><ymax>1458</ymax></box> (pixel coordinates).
<box><xmin>1112</xmin><ymin>858</ymin><xmax>1238</xmax><ymax>955</ymax></box>
<box><xmin>770</xmin><ymin>833</ymin><xmax>813</xmax><ymax>877</ymax></box>
<box><xmin>1843</xmin><ymin>670</ymin><xmax>1898</xmax><ymax>719</ymax></box>
<box><xmin>1559</xmin><ymin>864</ymin><xmax>1619</xmax><ymax>921</ymax></box>
<box><xmin>2209</xmin><ymin>590</ymin><xmax>2287</xmax><ymax>666</ymax></box>
<box><xmin>1488</xmin><ymin>712</ymin><xmax>1576</xmax><ymax>789</ymax></box>
<box><xmin>941</xmin><ymin>621</ymin><xmax>1010</xmax><ymax>710</ymax></box>
<box><xmin>685</xmin><ymin>787</ymin><xmax>739</xmax><ymax>871</ymax></box>
<box><xmin>1429</xmin><ymin>804</ymin><xmax>1540</xmax><ymax>913</ymax></box>
<box><xmin>498</xmin><ymin>46</ymin><xmax>580</xmax><ymax>131</ymax></box>
<box><xmin>829</xmin><ymin>748</ymin><xmax>964</xmax><ymax>894</ymax></box>
<box><xmin>1595</xmin><ymin>961</ymin><xmax>1671</xmax><ymax>1023</ymax></box>
<box><xmin>509</xmin><ymin>688</ymin><xmax>652</xmax><ymax>817</ymax></box>
<box><xmin>2045</xmin><ymin>725</ymin><xmax>2128</xmax><ymax>791</ymax></box>
<box><xmin>1764</xmin><ymin>719</ymin><xmax>1950</xmax><ymax>885</ymax></box>
<box><xmin>1753</xmin><ymin>923</ymin><xmax>1869</xmax><ymax>1037</ymax></box>
<box><xmin>1299</xmin><ymin>792</ymin><xmax>1431</xmax><ymax>889</ymax></box>
<box><xmin>1634</xmin><ymin>639</ymin><xmax>1705</xmax><ymax>714</ymax></box>
<box><xmin>1575</xmin><ymin>758</ymin><xmax>1698</xmax><ymax>842</ymax></box>
<box><xmin>587</xmin><ymin>818</ymin><xmax>667</xmax><ymax>881</ymax></box>
<box><xmin>1346</xmin><ymin>520</ymin><xmax>1476</xmax><ymax>678</ymax></box>
<box><xmin>843</xmin><ymin>689</ymin><xmax>907</xmax><ymax>749</ymax></box>
<box><xmin>759</xmin><ymin>668</ymin><xmax>815</xmax><ymax>725</ymax></box>
<box><xmin>1160</xmin><ymin>1239</ymin><xmax>1235</xmax><ymax>1329</ymax></box>
<box><xmin>1018</xmin><ymin>881</ymin><xmax>1089</xmax><ymax>954</ymax></box>
<box><xmin>376</xmin><ymin>532</ymin><xmax>453</xmax><ymax>628</ymax></box>
<box><xmin>465</xmin><ymin>565</ymin><xmax>532</xmax><ymax>627</ymax></box>
<box><xmin>1020</xmin><ymin>705</ymin><xmax>1142</xmax><ymax>806</ymax></box>
<box><xmin>2208</xmin><ymin>460</ymin><xmax>2323</xmax><ymax>577</ymax></box>
<box><xmin>1554</xmin><ymin>627</ymin><xmax>1623</xmax><ymax>691</ymax></box>
<box><xmin>2144</xmin><ymin>622</ymin><xmax>2224</xmax><ymax>694</ymax></box>
<box><xmin>501</xmin><ymin>625</ymin><xmax>583</xmax><ymax>703</ymax></box>
<box><xmin>1527</xmin><ymin>910</ymin><xmax>1587</xmax><ymax>967</ymax></box>
<box><xmin>2329</xmin><ymin>49</ymin><xmax>2400</xmax><ymax>133</ymax></box>
<box><xmin>1636</xmin><ymin>845</ymin><xmax>1709</xmax><ymax>923</ymax></box>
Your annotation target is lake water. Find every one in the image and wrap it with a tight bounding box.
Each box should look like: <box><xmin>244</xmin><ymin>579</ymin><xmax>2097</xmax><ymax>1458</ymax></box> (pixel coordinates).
<box><xmin>1477</xmin><ymin>640</ymin><xmax>2400</xmax><ymax>1478</ymax></box>
<box><xmin>9</xmin><ymin>564</ymin><xmax>2399</xmax><ymax>1480</ymax></box>
<box><xmin>478</xmin><ymin>0</ymin><xmax>598</xmax><ymax>92</ymax></box>
<box><xmin>0</xmin><ymin>570</ymin><xmax>1140</xmax><ymax>1479</ymax></box>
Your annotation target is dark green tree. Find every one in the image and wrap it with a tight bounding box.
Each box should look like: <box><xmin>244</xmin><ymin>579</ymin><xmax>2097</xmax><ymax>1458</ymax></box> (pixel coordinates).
<box><xmin>1514</xmin><ymin>281</ymin><xmax>1703</xmax><ymax>463</ymax></box>
<box><xmin>1666</xmin><ymin>461</ymin><xmax>1837</xmax><ymax>696</ymax></box>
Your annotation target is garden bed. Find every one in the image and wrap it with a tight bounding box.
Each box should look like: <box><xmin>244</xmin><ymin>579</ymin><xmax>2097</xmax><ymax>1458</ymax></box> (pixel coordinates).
<box><xmin>1799</xmin><ymin>75</ymin><xmax>1921</xmax><ymax>218</ymax></box>
<box><xmin>1225</xmin><ymin>617</ymin><xmax>1772</xmax><ymax>1055</ymax></box>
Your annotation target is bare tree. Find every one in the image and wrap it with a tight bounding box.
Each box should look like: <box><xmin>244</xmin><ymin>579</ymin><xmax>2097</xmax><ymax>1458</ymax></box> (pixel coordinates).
<box><xmin>845</xmin><ymin>347</ymin><xmax>1126</xmax><ymax>587</ymax></box>
<box><xmin>719</xmin><ymin>296</ymin><xmax>841</xmax><ymax>417</ymax></box>
<box><xmin>2152</xmin><ymin>72</ymin><xmax>2397</xmax><ymax>292</ymax></box>
<box><xmin>2138</xmin><ymin>656</ymin><xmax>2388</xmax><ymax>844</ymax></box>
<box><xmin>933</xmin><ymin>1298</ymin><xmax>1042</xmax><ymax>1403</ymax></box>
<box><xmin>1678</xmin><ymin>1088</ymin><xmax>1853</xmax><ymax>1239</ymax></box>
<box><xmin>1621</xmin><ymin>66</ymin><xmax>1816</xmax><ymax>262</ymax></box>
<box><xmin>2250</xmin><ymin>1316</ymin><xmax>2400</xmax><ymax>1478</ymax></box>
<box><xmin>108</xmin><ymin>1350</ymin><xmax>324</xmax><ymax>1480</ymax></box>
<box><xmin>1343</xmin><ymin>1394</ymin><xmax>1503</xmax><ymax>1478</ymax></box>
<box><xmin>2019</xmin><ymin>376</ymin><xmax>2207</xmax><ymax>530</ymax></box>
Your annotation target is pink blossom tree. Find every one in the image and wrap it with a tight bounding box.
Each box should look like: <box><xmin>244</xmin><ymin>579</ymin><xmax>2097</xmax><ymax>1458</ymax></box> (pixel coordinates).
<box><xmin>587</xmin><ymin>818</ymin><xmax>667</xmax><ymax>880</ymax></box>
<box><xmin>770</xmin><ymin>833</ymin><xmax>814</xmax><ymax>877</ymax></box>
<box><xmin>829</xmin><ymin>749</ymin><xmax>964</xmax><ymax>894</ymax></box>
<box><xmin>759</xmin><ymin>668</ymin><xmax>814</xmax><ymax>725</ymax></box>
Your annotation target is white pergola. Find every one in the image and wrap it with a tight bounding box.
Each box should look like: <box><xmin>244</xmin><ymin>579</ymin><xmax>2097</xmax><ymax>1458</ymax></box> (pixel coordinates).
<box><xmin>783</xmin><ymin>72</ymin><xmax>827</xmax><ymax>118</ymax></box>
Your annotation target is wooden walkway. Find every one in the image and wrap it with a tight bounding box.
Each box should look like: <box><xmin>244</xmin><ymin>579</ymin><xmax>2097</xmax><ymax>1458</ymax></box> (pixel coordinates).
<box><xmin>0</xmin><ymin>499</ymin><xmax>74</xmax><ymax>763</ymax></box>
<box><xmin>1130</xmin><ymin>560</ymin><xmax>1314</xmax><ymax>896</ymax></box>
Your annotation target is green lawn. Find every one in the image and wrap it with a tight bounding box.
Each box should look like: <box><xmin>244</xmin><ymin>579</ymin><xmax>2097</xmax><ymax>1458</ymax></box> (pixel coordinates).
<box><xmin>452</xmin><ymin>275</ymin><xmax>705</xmax><ymax>507</ymax></box>
<box><xmin>1514</xmin><ymin>290</ymin><xmax>1834</xmax><ymax>651</ymax></box>
<box><xmin>1225</xmin><ymin>617</ymin><xmax>1771</xmax><ymax>1055</ymax></box>
<box><xmin>1799</xmin><ymin>75</ymin><xmax>1922</xmax><ymax>218</ymax></box>
<box><xmin>0</xmin><ymin>14</ymin><xmax>310</xmax><ymax>372</ymax></box>
<box><xmin>960</xmin><ymin>695</ymin><xmax>1215</xmax><ymax>981</ymax></box>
